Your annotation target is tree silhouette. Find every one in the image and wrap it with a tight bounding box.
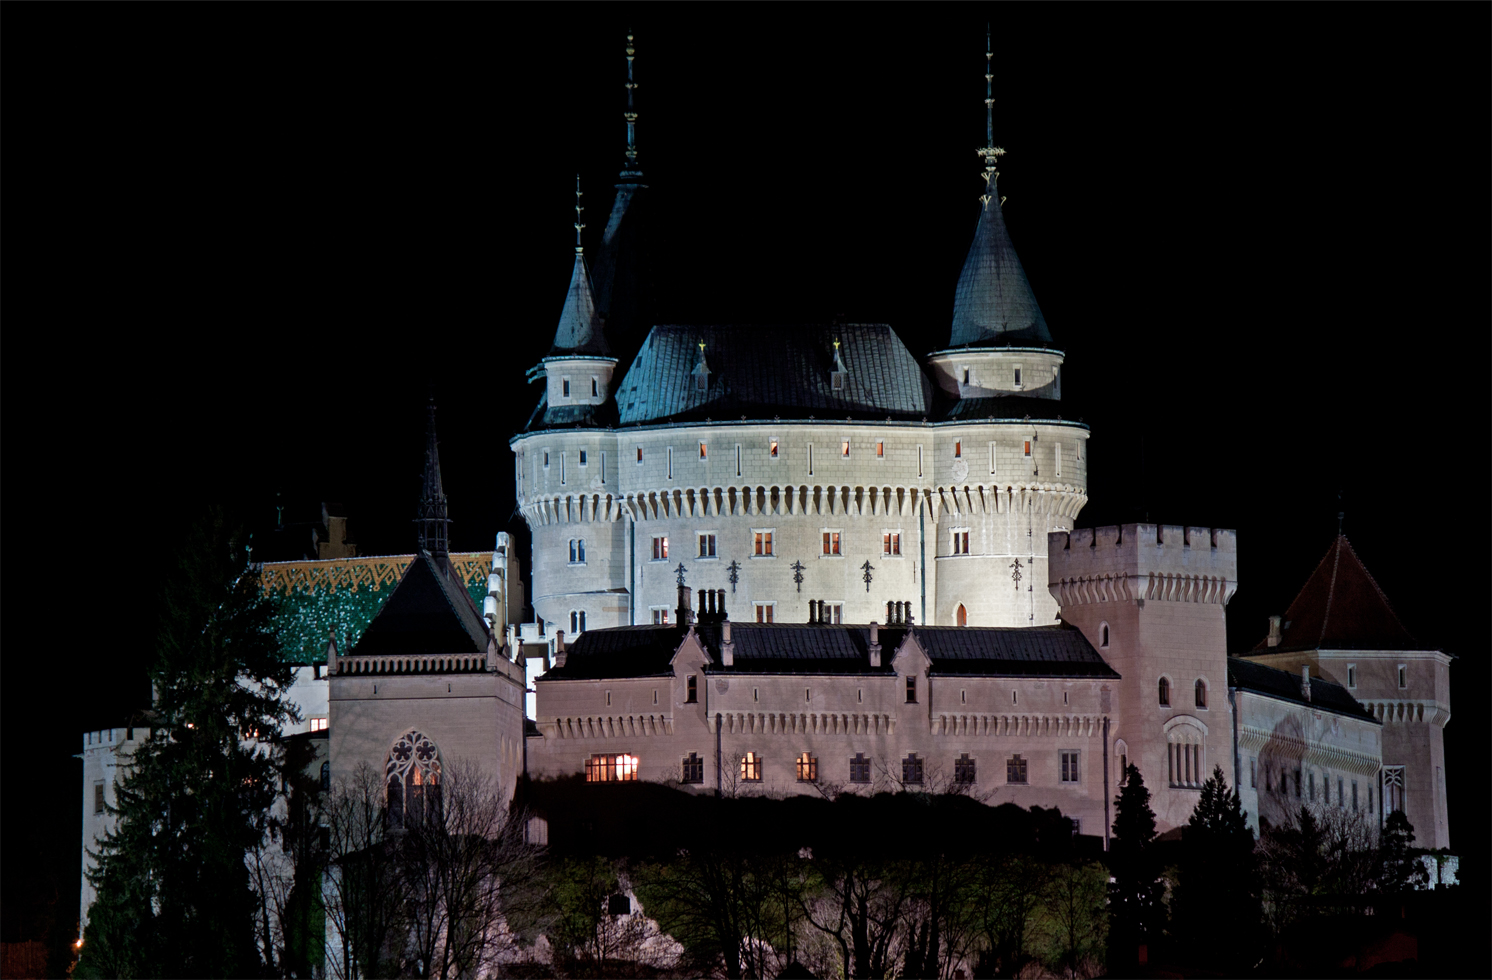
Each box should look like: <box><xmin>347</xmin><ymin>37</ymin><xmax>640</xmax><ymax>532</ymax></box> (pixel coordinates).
<box><xmin>1171</xmin><ymin>766</ymin><xmax>1261</xmax><ymax>971</ymax></box>
<box><xmin>1107</xmin><ymin>765</ymin><xmax>1163</xmax><ymax>974</ymax></box>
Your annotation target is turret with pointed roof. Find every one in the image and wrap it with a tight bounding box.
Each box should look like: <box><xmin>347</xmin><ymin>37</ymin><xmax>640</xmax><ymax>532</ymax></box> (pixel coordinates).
<box><xmin>948</xmin><ymin>29</ymin><xmax>1053</xmax><ymax>349</ymax></box>
<box><xmin>1251</xmin><ymin>535</ymin><xmax>1420</xmax><ymax>653</ymax></box>
<box><xmin>549</xmin><ymin>177</ymin><xmax>610</xmax><ymax>357</ymax></box>
<box><xmin>415</xmin><ymin>397</ymin><xmax>451</xmax><ymax>561</ymax></box>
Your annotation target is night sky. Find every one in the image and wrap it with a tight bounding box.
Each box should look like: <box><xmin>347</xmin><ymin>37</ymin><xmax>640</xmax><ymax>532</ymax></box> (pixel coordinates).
<box><xmin>6</xmin><ymin>5</ymin><xmax>1488</xmax><ymax>950</ymax></box>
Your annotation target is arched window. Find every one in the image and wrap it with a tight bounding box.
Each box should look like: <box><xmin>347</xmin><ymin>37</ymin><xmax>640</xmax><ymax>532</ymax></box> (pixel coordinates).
<box><xmin>570</xmin><ymin>610</ymin><xmax>586</xmax><ymax>634</ymax></box>
<box><xmin>1100</xmin><ymin>623</ymin><xmax>1110</xmax><ymax>648</ymax></box>
<box><xmin>1158</xmin><ymin>677</ymin><xmax>1171</xmax><ymax>707</ymax></box>
<box><xmin>386</xmin><ymin>730</ymin><xmax>442</xmax><ymax>829</ymax></box>
<box><xmin>956</xmin><ymin>604</ymin><xmax>968</xmax><ymax>627</ymax></box>
<box><xmin>1194</xmin><ymin>679</ymin><xmax>1207</xmax><ymax>708</ymax></box>
<box><xmin>1114</xmin><ymin>739</ymin><xmax>1129</xmax><ymax>785</ymax></box>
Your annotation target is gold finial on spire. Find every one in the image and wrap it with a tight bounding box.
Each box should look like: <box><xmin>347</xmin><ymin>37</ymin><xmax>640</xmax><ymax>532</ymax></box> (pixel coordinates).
<box><xmin>574</xmin><ymin>174</ymin><xmax>585</xmax><ymax>254</ymax></box>
<box><xmin>978</xmin><ymin>24</ymin><xmax>1006</xmax><ymax>209</ymax></box>
<box><xmin>622</xmin><ymin>31</ymin><xmax>642</xmax><ymax>177</ymax></box>
<box><xmin>698</xmin><ymin>340</ymin><xmax>706</xmax><ymax>353</ymax></box>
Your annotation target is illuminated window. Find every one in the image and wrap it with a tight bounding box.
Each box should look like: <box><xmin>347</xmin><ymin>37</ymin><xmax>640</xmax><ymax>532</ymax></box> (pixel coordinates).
<box><xmin>741</xmin><ymin>752</ymin><xmax>762</xmax><ymax>782</ymax></box>
<box><xmin>310</xmin><ymin>717</ymin><xmax>328</xmax><ymax>732</ymax></box>
<box><xmin>754</xmin><ymin>602</ymin><xmax>774</xmax><ymax>623</ymax></box>
<box><xmin>957</xmin><ymin>604</ymin><xmax>968</xmax><ymax>627</ymax></box>
<box><xmin>840</xmin><ymin>438</ymin><xmax>851</xmax><ymax>458</ymax></box>
<box><xmin>1006</xmin><ymin>755</ymin><xmax>1028</xmax><ymax>784</ymax></box>
<box><xmin>636</xmin><ymin>446</ymin><xmax>643</xmax><ymax>463</ymax></box>
<box><xmin>651</xmin><ymin>536</ymin><xmax>669</xmax><ymax>561</ymax></box>
<box><xmin>797</xmin><ymin>753</ymin><xmax>818</xmax><ymax>782</ymax></box>
<box><xmin>651</xmin><ymin>607</ymin><xmax>670</xmax><ymax>625</ymax></box>
<box><xmin>883</xmin><ymin>532</ymin><xmax>901</xmax><ymax>556</ymax></box>
<box><xmin>699</xmin><ymin>442</ymin><xmax>708</xmax><ymax>460</ymax></box>
<box><xmin>754</xmin><ymin>530</ymin><xmax>774</xmax><ymax>556</ymax></box>
<box><xmin>822</xmin><ymin>531</ymin><xmax>841</xmax><ymax>555</ymax></box>
<box><xmin>955</xmin><ymin>754</ymin><xmax>976</xmax><ymax>783</ymax></box>
<box><xmin>849</xmin><ymin>753</ymin><xmax>871</xmax><ymax>783</ymax></box>
<box><xmin>698</xmin><ymin>533</ymin><xmax>716</xmax><ymax>558</ymax></box>
<box><xmin>954</xmin><ymin>440</ymin><xmax>962</xmax><ymax>458</ymax></box>
<box><xmin>685</xmin><ymin>676</ymin><xmax>697</xmax><ymax>702</ymax></box>
<box><xmin>902</xmin><ymin>754</ymin><xmax>923</xmax><ymax>785</ymax></box>
<box><xmin>387</xmin><ymin>730</ymin><xmax>442</xmax><ymax>828</ymax></box>
<box><xmin>905</xmin><ymin>676</ymin><xmax>917</xmax><ymax>703</ymax></box>
<box><xmin>1158</xmin><ymin>677</ymin><xmax>1171</xmax><ymax>707</ymax></box>
<box><xmin>1060</xmin><ymin>751</ymin><xmax>1080</xmax><ymax>784</ymax></box>
<box><xmin>569</xmin><ymin>539</ymin><xmax>586</xmax><ymax>563</ymax></box>
<box><xmin>876</xmin><ymin>441</ymin><xmax>884</xmax><ymax>458</ymax></box>
<box><xmin>769</xmin><ymin>438</ymin><xmax>779</xmax><ymax>458</ymax></box>
<box><xmin>1194</xmin><ymin>679</ymin><xmax>1207</xmax><ymax>708</ymax></box>
<box><xmin>585</xmin><ymin>754</ymin><xmax>639</xmax><ymax>782</ymax></box>
<box><xmin>681</xmin><ymin>753</ymin><xmax>704</xmax><ymax>784</ymax></box>
<box><xmin>1023</xmin><ymin>438</ymin><xmax>1032</xmax><ymax>457</ymax></box>
<box><xmin>93</xmin><ymin>782</ymin><xmax>105</xmax><ymax>815</ymax></box>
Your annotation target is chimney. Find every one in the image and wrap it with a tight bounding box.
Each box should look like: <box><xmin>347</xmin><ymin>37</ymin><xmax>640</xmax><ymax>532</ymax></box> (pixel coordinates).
<box><xmin>868</xmin><ymin>621</ymin><xmax>881</xmax><ymax>668</ymax></box>
<box><xmin>905</xmin><ymin>606</ymin><xmax>914</xmax><ymax>626</ymax></box>
<box><xmin>677</xmin><ymin>583</ymin><xmax>694</xmax><ymax>625</ymax></box>
<box><xmin>1301</xmin><ymin>664</ymin><xmax>1311</xmax><ymax>702</ymax></box>
<box><xmin>1267</xmin><ymin>615</ymin><xmax>1283</xmax><ymax>648</ymax></box>
<box><xmin>553</xmin><ymin>630</ymin><xmax>567</xmax><ymax>670</ymax></box>
<box><xmin>721</xmin><ymin>619</ymin><xmax>734</xmax><ymax>667</ymax></box>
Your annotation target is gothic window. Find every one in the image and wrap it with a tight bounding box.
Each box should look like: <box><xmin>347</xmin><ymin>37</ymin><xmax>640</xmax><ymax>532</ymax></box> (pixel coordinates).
<box><xmin>954</xmin><ymin>754</ymin><xmax>976</xmax><ymax>784</ymax></box>
<box><xmin>849</xmin><ymin>753</ymin><xmax>871</xmax><ymax>783</ymax></box>
<box><xmin>902</xmin><ymin>754</ymin><xmax>923</xmax><ymax>785</ymax></box>
<box><xmin>585</xmin><ymin>754</ymin><xmax>638</xmax><ymax>782</ymax></box>
<box><xmin>1060</xmin><ymin>751</ymin><xmax>1080</xmax><ymax>784</ymax></box>
<box><xmin>572</xmin><ymin>610</ymin><xmax>586</xmax><ymax>633</ymax></box>
<box><xmin>386</xmin><ymin>730</ymin><xmax>442</xmax><ymax>829</ymax></box>
<box><xmin>957</xmin><ymin>604</ymin><xmax>968</xmax><ymax>627</ymax></box>
<box><xmin>685</xmin><ymin>676</ymin><xmax>697</xmax><ymax>703</ymax></box>
<box><xmin>1194</xmin><ymin>679</ymin><xmax>1207</xmax><ymax>708</ymax></box>
<box><xmin>797</xmin><ymin>753</ymin><xmax>818</xmax><ymax>782</ymax></box>
<box><xmin>681</xmin><ymin>753</ymin><xmax>704</xmax><ymax>784</ymax></box>
<box><xmin>1383</xmin><ymin>766</ymin><xmax>1406</xmax><ymax>814</ymax></box>
<box><xmin>741</xmin><ymin>752</ymin><xmax>762</xmax><ymax>782</ymax></box>
<box><xmin>1100</xmin><ymin>623</ymin><xmax>1109</xmax><ymax>648</ymax></box>
<box><xmin>1158</xmin><ymin>677</ymin><xmax>1171</xmax><ymax>707</ymax></box>
<box><xmin>1006</xmin><ymin>755</ymin><xmax>1028</xmax><ymax>784</ymax></box>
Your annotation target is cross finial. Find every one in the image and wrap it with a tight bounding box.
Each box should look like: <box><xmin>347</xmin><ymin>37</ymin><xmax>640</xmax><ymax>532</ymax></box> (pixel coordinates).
<box><xmin>698</xmin><ymin>340</ymin><xmax>706</xmax><ymax>354</ymax></box>
<box><xmin>573</xmin><ymin>174</ymin><xmax>585</xmax><ymax>254</ymax></box>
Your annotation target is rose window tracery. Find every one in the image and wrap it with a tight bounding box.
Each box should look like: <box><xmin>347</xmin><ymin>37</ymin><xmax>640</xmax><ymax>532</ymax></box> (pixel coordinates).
<box><xmin>386</xmin><ymin>730</ymin><xmax>442</xmax><ymax>828</ymax></box>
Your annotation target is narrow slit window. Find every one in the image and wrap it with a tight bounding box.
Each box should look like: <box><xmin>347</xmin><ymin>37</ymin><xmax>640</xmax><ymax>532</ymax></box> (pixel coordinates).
<box><xmin>962</xmin><ymin>367</ymin><xmax>970</xmax><ymax>384</ymax></box>
<box><xmin>905</xmin><ymin>676</ymin><xmax>917</xmax><ymax>703</ymax></box>
<box><xmin>736</xmin><ymin>444</ymin><xmax>742</xmax><ymax>476</ymax></box>
<box><xmin>579</xmin><ymin>450</ymin><xmax>587</xmax><ymax>466</ymax></box>
<box><xmin>954</xmin><ymin>440</ymin><xmax>962</xmax><ymax>458</ymax></box>
<box><xmin>876</xmin><ymin>440</ymin><xmax>884</xmax><ymax>458</ymax></box>
<box><xmin>842</xmin><ymin>438</ymin><xmax>851</xmax><ymax>458</ymax></box>
<box><xmin>699</xmin><ymin>442</ymin><xmax>707</xmax><ymax>460</ymax></box>
<box><xmin>769</xmin><ymin>438</ymin><xmax>779</xmax><ymax>458</ymax></box>
<box><xmin>591</xmin><ymin>377</ymin><xmax>599</xmax><ymax>397</ymax></box>
<box><xmin>667</xmin><ymin>447</ymin><xmax>673</xmax><ymax>479</ymax></box>
<box><xmin>1023</xmin><ymin>438</ymin><xmax>1032</xmax><ymax>457</ymax></box>
<box><xmin>637</xmin><ymin>446</ymin><xmax>644</xmax><ymax>464</ymax></box>
<box><xmin>562</xmin><ymin>378</ymin><xmax>571</xmax><ymax>397</ymax></box>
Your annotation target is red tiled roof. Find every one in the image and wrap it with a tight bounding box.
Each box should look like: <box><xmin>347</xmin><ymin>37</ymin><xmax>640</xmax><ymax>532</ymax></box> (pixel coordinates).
<box><xmin>1253</xmin><ymin>535</ymin><xmax>1420</xmax><ymax>652</ymax></box>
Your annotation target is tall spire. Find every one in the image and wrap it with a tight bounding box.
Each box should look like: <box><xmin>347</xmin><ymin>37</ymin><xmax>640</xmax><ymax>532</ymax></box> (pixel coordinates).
<box><xmin>948</xmin><ymin>28</ymin><xmax>1053</xmax><ymax>349</ymax></box>
<box><xmin>549</xmin><ymin>175</ymin><xmax>610</xmax><ymax>355</ymax></box>
<box><xmin>415</xmin><ymin>398</ymin><xmax>450</xmax><ymax>561</ymax></box>
<box><xmin>621</xmin><ymin>30</ymin><xmax>642</xmax><ymax>179</ymax></box>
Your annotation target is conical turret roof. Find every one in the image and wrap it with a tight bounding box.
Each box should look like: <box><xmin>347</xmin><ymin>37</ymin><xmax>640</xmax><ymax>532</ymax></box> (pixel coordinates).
<box><xmin>949</xmin><ymin>184</ymin><xmax>1053</xmax><ymax>348</ymax></box>
<box><xmin>1252</xmin><ymin>535</ymin><xmax>1421</xmax><ymax>652</ymax></box>
<box><xmin>549</xmin><ymin>251</ymin><xmax>610</xmax><ymax>356</ymax></box>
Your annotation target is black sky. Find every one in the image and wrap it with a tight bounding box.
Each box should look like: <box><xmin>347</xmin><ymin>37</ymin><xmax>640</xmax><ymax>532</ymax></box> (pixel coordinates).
<box><xmin>5</xmin><ymin>4</ymin><xmax>1488</xmax><ymax>948</ymax></box>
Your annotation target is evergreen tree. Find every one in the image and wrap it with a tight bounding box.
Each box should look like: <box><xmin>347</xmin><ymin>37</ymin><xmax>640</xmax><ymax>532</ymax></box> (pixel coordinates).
<box><xmin>1107</xmin><ymin>765</ymin><xmax>1163</xmax><ymax>975</ymax></box>
<box><xmin>77</xmin><ymin>509</ymin><xmax>295</xmax><ymax>979</ymax></box>
<box><xmin>1171</xmin><ymin>766</ymin><xmax>1261</xmax><ymax>971</ymax></box>
<box><xmin>1376</xmin><ymin>810</ymin><xmax>1427</xmax><ymax>894</ymax></box>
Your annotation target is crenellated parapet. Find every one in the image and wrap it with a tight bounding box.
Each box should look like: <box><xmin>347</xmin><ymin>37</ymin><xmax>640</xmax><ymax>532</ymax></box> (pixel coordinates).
<box><xmin>1048</xmin><ymin>524</ymin><xmax>1238</xmax><ymax>607</ymax></box>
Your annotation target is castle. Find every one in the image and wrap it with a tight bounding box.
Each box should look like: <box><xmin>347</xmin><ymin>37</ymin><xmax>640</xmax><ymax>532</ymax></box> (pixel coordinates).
<box><xmin>80</xmin><ymin>31</ymin><xmax>1457</xmax><ymax>942</ymax></box>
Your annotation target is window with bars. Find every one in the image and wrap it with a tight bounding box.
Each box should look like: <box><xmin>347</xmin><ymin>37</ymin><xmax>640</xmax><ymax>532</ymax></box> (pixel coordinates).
<box><xmin>849</xmin><ymin>753</ymin><xmax>871</xmax><ymax>783</ymax></box>
<box><xmin>902</xmin><ymin>754</ymin><xmax>923</xmax><ymax>785</ymax></box>
<box><xmin>797</xmin><ymin>753</ymin><xmax>818</xmax><ymax>782</ymax></box>
<box><xmin>1006</xmin><ymin>755</ymin><xmax>1028</xmax><ymax>784</ymax></box>
<box><xmin>585</xmin><ymin>754</ymin><xmax>638</xmax><ymax>782</ymax></box>
<box><xmin>954</xmin><ymin>754</ymin><xmax>976</xmax><ymax>784</ymax></box>
<box><xmin>741</xmin><ymin>752</ymin><xmax>762</xmax><ymax>782</ymax></box>
<box><xmin>1060</xmin><ymin>751</ymin><xmax>1080</xmax><ymax>784</ymax></box>
<box><xmin>681</xmin><ymin>753</ymin><xmax>704</xmax><ymax>784</ymax></box>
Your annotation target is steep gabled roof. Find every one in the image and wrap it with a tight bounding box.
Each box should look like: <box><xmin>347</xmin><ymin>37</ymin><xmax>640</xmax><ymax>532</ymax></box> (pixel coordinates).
<box><xmin>352</xmin><ymin>551</ymin><xmax>489</xmax><ymax>657</ymax></box>
<box><xmin>615</xmin><ymin>323</ymin><xmax>934</xmax><ymax>424</ymax></box>
<box><xmin>948</xmin><ymin>186</ymin><xmax>1053</xmax><ymax>348</ymax></box>
<box><xmin>1251</xmin><ymin>535</ymin><xmax>1420</xmax><ymax>653</ymax></box>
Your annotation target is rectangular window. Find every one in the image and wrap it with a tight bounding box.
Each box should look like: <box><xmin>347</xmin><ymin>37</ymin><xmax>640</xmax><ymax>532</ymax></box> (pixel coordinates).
<box><xmin>569</xmin><ymin>539</ymin><xmax>586</xmax><ymax>563</ymax></box>
<box><xmin>741</xmin><ymin>752</ymin><xmax>762</xmax><ymax>782</ymax></box>
<box><xmin>842</xmin><ymin>438</ymin><xmax>851</xmax><ymax>458</ymax></box>
<box><xmin>754</xmin><ymin>602</ymin><xmax>775</xmax><ymax>623</ymax></box>
<box><xmin>1398</xmin><ymin>664</ymin><xmax>1407</xmax><ymax>689</ymax></box>
<box><xmin>850</xmin><ymin>753</ymin><xmax>871</xmax><ymax>783</ymax></box>
<box><xmin>1013</xmin><ymin>365</ymin><xmax>1023</xmax><ymax>387</ymax></box>
<box><xmin>560</xmin><ymin>453</ymin><xmax>566</xmax><ymax>484</ymax></box>
<box><xmin>822</xmin><ymin>531</ymin><xmax>841</xmax><ymax>555</ymax></box>
<box><xmin>1339</xmin><ymin>777</ymin><xmax>1345</xmax><ymax>806</ymax></box>
<box><xmin>562</xmin><ymin>378</ymin><xmax>571</xmax><ymax>397</ymax></box>
<box><xmin>591</xmin><ymin>377</ymin><xmax>599</xmax><ymax>397</ymax></box>
<box><xmin>652</xmin><ymin>536</ymin><xmax>669</xmax><ymax>561</ymax></box>
<box><xmin>310</xmin><ymin>717</ymin><xmax>328</xmax><ymax>732</ymax></box>
<box><xmin>1347</xmin><ymin>664</ymin><xmax>1356</xmax><ymax>688</ymax></box>
<box><xmin>797</xmin><ymin>753</ymin><xmax>818</xmax><ymax>782</ymax></box>
<box><xmin>902</xmin><ymin>755</ymin><xmax>924</xmax><ymax>784</ymax></box>
<box><xmin>1250</xmin><ymin>759</ymin><xmax>1256</xmax><ymax>789</ymax></box>
<box><xmin>954</xmin><ymin>440</ymin><xmax>962</xmax><ymax>458</ymax></box>
<box><xmin>822</xmin><ymin>602</ymin><xmax>843</xmax><ymax>624</ymax></box>
<box><xmin>1054</xmin><ymin>442</ymin><xmax>1061</xmax><ymax>478</ymax></box>
<box><xmin>876</xmin><ymin>440</ymin><xmax>884</xmax><ymax>458</ymax></box>
<box><xmin>668</xmin><ymin>447</ymin><xmax>673</xmax><ymax>479</ymax></box>
<box><xmin>952</xmin><ymin>530</ymin><xmax>970</xmax><ymax>555</ymax></box>
<box><xmin>754</xmin><ymin>530</ymin><xmax>774</xmax><ymax>556</ymax></box>
<box><xmin>699</xmin><ymin>442</ymin><xmax>707</xmax><ymax>460</ymax></box>
<box><xmin>1060</xmin><ymin>750</ymin><xmax>1080</xmax><ymax>784</ymax></box>
<box><xmin>605</xmin><ymin>690</ymin><xmax>611</xmax><ymax>707</ymax></box>
<box><xmin>905</xmin><ymin>676</ymin><xmax>917</xmax><ymax>703</ymax></box>
<box><xmin>544</xmin><ymin>451</ymin><xmax>550</xmax><ymax>468</ymax></box>
<box><xmin>1023</xmin><ymin>438</ymin><xmax>1032</xmax><ymax>457</ymax></box>
<box><xmin>579</xmin><ymin>449</ymin><xmax>588</xmax><ymax>465</ymax></box>
<box><xmin>883</xmin><ymin>532</ymin><xmax>901</xmax><ymax>556</ymax></box>
<box><xmin>600</xmin><ymin>451</ymin><xmax>606</xmax><ymax>483</ymax></box>
<box><xmin>650</xmin><ymin>608</ymin><xmax>670</xmax><ymax>624</ymax></box>
<box><xmin>808</xmin><ymin>444</ymin><xmax>813</xmax><ymax>476</ymax></box>
<box><xmin>698</xmin><ymin>534</ymin><xmax>717</xmax><ymax>558</ymax></box>
<box><xmin>637</xmin><ymin>446</ymin><xmax>644</xmax><ymax>464</ymax></box>
<box><xmin>686</xmin><ymin>675</ymin><xmax>697</xmax><ymax>703</ymax></box>
<box><xmin>585</xmin><ymin>754</ymin><xmax>639</xmax><ymax>782</ymax></box>
<box><xmin>989</xmin><ymin>442</ymin><xmax>997</xmax><ymax>474</ymax></box>
<box><xmin>918</xmin><ymin>445</ymin><xmax>923</xmax><ymax>477</ymax></box>
<box><xmin>955</xmin><ymin>754</ymin><xmax>976</xmax><ymax>783</ymax></box>
<box><xmin>1006</xmin><ymin>755</ymin><xmax>1028</xmax><ymax>784</ymax></box>
<box><xmin>769</xmin><ymin>438</ymin><xmax>779</xmax><ymax>458</ymax></box>
<box><xmin>94</xmin><ymin>782</ymin><xmax>105</xmax><ymax>815</ymax></box>
<box><xmin>736</xmin><ymin>444</ymin><xmax>742</xmax><ymax>476</ymax></box>
<box><xmin>681</xmin><ymin>753</ymin><xmax>704</xmax><ymax>784</ymax></box>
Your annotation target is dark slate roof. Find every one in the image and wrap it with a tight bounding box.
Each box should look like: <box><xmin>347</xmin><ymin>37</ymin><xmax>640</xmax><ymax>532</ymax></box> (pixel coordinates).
<box><xmin>352</xmin><ymin>552</ymin><xmax>489</xmax><ymax>657</ymax></box>
<box><xmin>539</xmin><ymin>622</ymin><xmax>1117</xmax><ymax>680</ymax></box>
<box><xmin>524</xmin><ymin>389</ymin><xmax>621</xmax><ymax>433</ymax></box>
<box><xmin>1228</xmin><ymin>657</ymin><xmax>1379</xmax><ymax>723</ymax></box>
<box><xmin>949</xmin><ymin>182</ymin><xmax>1054</xmax><ymax>348</ymax></box>
<box><xmin>615</xmin><ymin>324</ymin><xmax>934</xmax><ymax>424</ymax></box>
<box><xmin>1249</xmin><ymin>535</ymin><xmax>1421</xmax><ymax>653</ymax></box>
<box><xmin>549</xmin><ymin>252</ymin><xmax>611</xmax><ymax>356</ymax></box>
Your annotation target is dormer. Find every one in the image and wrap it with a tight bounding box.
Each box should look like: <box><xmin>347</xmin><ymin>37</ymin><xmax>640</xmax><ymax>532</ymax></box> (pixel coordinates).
<box><xmin>890</xmin><ymin>631</ymin><xmax>932</xmax><ymax>711</ymax></box>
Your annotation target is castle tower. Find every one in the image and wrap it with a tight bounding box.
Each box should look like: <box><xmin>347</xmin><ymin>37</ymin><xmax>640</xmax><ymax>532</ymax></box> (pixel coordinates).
<box><xmin>1049</xmin><ymin>525</ymin><xmax>1238</xmax><ymax>832</ymax></box>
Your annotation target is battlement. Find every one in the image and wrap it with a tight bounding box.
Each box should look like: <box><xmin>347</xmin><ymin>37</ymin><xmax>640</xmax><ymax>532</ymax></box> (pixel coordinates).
<box><xmin>1048</xmin><ymin>525</ymin><xmax>1237</xmax><ymax>607</ymax></box>
<box><xmin>82</xmin><ymin>727</ymin><xmax>148</xmax><ymax>750</ymax></box>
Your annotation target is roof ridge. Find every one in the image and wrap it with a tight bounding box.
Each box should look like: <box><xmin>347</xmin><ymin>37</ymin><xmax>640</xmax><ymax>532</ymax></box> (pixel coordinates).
<box><xmin>1315</xmin><ymin>534</ymin><xmax>1343</xmax><ymax>649</ymax></box>
<box><xmin>1337</xmin><ymin>535</ymin><xmax>1416</xmax><ymax>643</ymax></box>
